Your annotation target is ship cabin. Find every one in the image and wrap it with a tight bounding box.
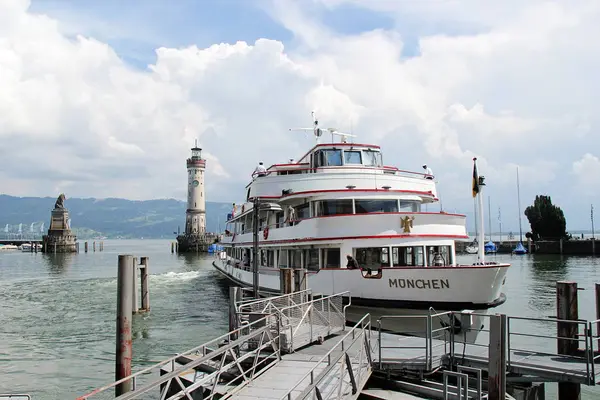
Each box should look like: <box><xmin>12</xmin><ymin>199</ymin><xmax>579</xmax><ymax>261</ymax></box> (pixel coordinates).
<box><xmin>222</xmin><ymin>143</ymin><xmax>467</xmax><ymax>274</ymax></box>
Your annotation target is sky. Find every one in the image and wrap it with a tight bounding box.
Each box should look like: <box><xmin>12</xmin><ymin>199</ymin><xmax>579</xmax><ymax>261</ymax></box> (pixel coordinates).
<box><xmin>1</xmin><ymin>0</ymin><xmax>598</xmax><ymax>232</ymax></box>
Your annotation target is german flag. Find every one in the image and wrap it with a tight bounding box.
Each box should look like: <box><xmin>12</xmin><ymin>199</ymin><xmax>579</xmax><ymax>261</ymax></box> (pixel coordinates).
<box><xmin>472</xmin><ymin>157</ymin><xmax>479</xmax><ymax>198</ymax></box>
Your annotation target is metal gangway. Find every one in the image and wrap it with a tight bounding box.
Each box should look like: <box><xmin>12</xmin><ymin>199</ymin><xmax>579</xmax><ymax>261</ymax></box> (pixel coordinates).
<box><xmin>77</xmin><ymin>290</ymin><xmax>370</xmax><ymax>400</ymax></box>
<box><xmin>376</xmin><ymin>311</ymin><xmax>600</xmax><ymax>388</ymax></box>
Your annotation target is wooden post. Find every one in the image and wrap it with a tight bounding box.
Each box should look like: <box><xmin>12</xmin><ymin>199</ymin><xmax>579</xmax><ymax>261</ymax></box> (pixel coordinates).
<box><xmin>280</xmin><ymin>268</ymin><xmax>294</xmax><ymax>294</ymax></box>
<box><xmin>140</xmin><ymin>257</ymin><xmax>150</xmax><ymax>312</ymax></box>
<box><xmin>93</xmin><ymin>241</ymin><xmax>96</xmax><ymax>252</ymax></box>
<box><xmin>488</xmin><ymin>313</ymin><xmax>507</xmax><ymax>400</ymax></box>
<box><xmin>116</xmin><ymin>255</ymin><xmax>134</xmax><ymax>396</ymax></box>
<box><xmin>132</xmin><ymin>257</ymin><xmax>139</xmax><ymax>314</ymax></box>
<box><xmin>294</xmin><ymin>269</ymin><xmax>307</xmax><ymax>293</ymax></box>
<box><xmin>556</xmin><ymin>281</ymin><xmax>580</xmax><ymax>400</ymax></box>
<box><xmin>596</xmin><ymin>283</ymin><xmax>600</xmax><ymax>351</ymax></box>
<box><xmin>559</xmin><ymin>238</ymin><xmax>563</xmax><ymax>254</ymax></box>
<box><xmin>85</xmin><ymin>241</ymin><xmax>88</xmax><ymax>253</ymax></box>
<box><xmin>171</xmin><ymin>242</ymin><xmax>174</xmax><ymax>253</ymax></box>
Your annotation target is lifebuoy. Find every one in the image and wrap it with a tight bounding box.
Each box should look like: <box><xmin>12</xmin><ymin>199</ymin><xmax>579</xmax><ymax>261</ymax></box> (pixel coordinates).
<box><xmin>263</xmin><ymin>227</ymin><xmax>269</xmax><ymax>240</ymax></box>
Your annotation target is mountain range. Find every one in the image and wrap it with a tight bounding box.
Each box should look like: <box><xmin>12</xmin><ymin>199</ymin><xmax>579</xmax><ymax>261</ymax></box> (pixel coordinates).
<box><xmin>0</xmin><ymin>194</ymin><xmax>233</xmax><ymax>239</ymax></box>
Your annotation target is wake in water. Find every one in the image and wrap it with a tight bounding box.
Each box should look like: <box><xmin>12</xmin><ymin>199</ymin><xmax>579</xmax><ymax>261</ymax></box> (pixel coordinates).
<box><xmin>150</xmin><ymin>270</ymin><xmax>202</xmax><ymax>283</ymax></box>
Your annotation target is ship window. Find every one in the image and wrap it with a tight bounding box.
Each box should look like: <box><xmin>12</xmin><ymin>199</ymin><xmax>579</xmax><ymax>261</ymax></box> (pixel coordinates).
<box><xmin>355</xmin><ymin>199</ymin><xmax>398</xmax><ymax>214</ymax></box>
<box><xmin>400</xmin><ymin>201</ymin><xmax>420</xmax><ymax>212</ymax></box>
<box><xmin>315</xmin><ymin>200</ymin><xmax>353</xmax><ymax>216</ymax></box>
<box><xmin>363</xmin><ymin>150</ymin><xmax>382</xmax><ymax>167</ymax></box>
<box><xmin>323</xmin><ymin>248</ymin><xmax>341</xmax><ymax>268</ymax></box>
<box><xmin>294</xmin><ymin>203</ymin><xmax>310</xmax><ymax>219</ymax></box>
<box><xmin>279</xmin><ymin>249</ymin><xmax>288</xmax><ymax>267</ymax></box>
<box><xmin>426</xmin><ymin>245</ymin><xmax>452</xmax><ymax>266</ymax></box>
<box><xmin>289</xmin><ymin>250</ymin><xmax>302</xmax><ymax>268</ymax></box>
<box><xmin>306</xmin><ymin>249</ymin><xmax>319</xmax><ymax>271</ymax></box>
<box><xmin>355</xmin><ymin>247</ymin><xmax>389</xmax><ymax>269</ymax></box>
<box><xmin>344</xmin><ymin>151</ymin><xmax>362</xmax><ymax>165</ymax></box>
<box><xmin>323</xmin><ymin>149</ymin><xmax>343</xmax><ymax>166</ymax></box>
<box><xmin>391</xmin><ymin>246</ymin><xmax>425</xmax><ymax>267</ymax></box>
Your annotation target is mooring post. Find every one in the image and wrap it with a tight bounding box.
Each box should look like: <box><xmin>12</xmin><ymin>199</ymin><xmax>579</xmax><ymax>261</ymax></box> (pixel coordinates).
<box><xmin>140</xmin><ymin>257</ymin><xmax>150</xmax><ymax>312</ymax></box>
<box><xmin>556</xmin><ymin>281</ymin><xmax>581</xmax><ymax>400</ymax></box>
<box><xmin>116</xmin><ymin>255</ymin><xmax>134</xmax><ymax>396</ymax></box>
<box><xmin>596</xmin><ymin>283</ymin><xmax>600</xmax><ymax>351</ymax></box>
<box><xmin>488</xmin><ymin>313</ymin><xmax>507</xmax><ymax>400</ymax></box>
<box><xmin>559</xmin><ymin>238</ymin><xmax>564</xmax><ymax>255</ymax></box>
<box><xmin>93</xmin><ymin>241</ymin><xmax>96</xmax><ymax>252</ymax></box>
<box><xmin>294</xmin><ymin>269</ymin><xmax>307</xmax><ymax>293</ymax></box>
<box><xmin>229</xmin><ymin>286</ymin><xmax>241</xmax><ymax>335</ymax></box>
<box><xmin>132</xmin><ymin>257</ymin><xmax>139</xmax><ymax>314</ymax></box>
<box><xmin>171</xmin><ymin>242</ymin><xmax>174</xmax><ymax>253</ymax></box>
<box><xmin>85</xmin><ymin>241</ymin><xmax>88</xmax><ymax>253</ymax></box>
<box><xmin>279</xmin><ymin>268</ymin><xmax>294</xmax><ymax>295</ymax></box>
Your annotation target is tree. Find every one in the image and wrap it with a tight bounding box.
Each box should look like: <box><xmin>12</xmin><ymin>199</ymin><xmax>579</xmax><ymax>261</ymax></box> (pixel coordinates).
<box><xmin>524</xmin><ymin>195</ymin><xmax>568</xmax><ymax>241</ymax></box>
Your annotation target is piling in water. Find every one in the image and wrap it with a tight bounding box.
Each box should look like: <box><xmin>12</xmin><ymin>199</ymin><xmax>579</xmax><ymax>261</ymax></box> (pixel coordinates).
<box><xmin>140</xmin><ymin>257</ymin><xmax>150</xmax><ymax>312</ymax></box>
<box><xmin>556</xmin><ymin>281</ymin><xmax>580</xmax><ymax>400</ymax></box>
<box><xmin>171</xmin><ymin>242</ymin><xmax>174</xmax><ymax>253</ymax></box>
<box><xmin>93</xmin><ymin>241</ymin><xmax>96</xmax><ymax>252</ymax></box>
<box><xmin>132</xmin><ymin>257</ymin><xmax>139</xmax><ymax>314</ymax></box>
<box><xmin>116</xmin><ymin>255</ymin><xmax>134</xmax><ymax>396</ymax></box>
<box><xmin>488</xmin><ymin>313</ymin><xmax>507</xmax><ymax>400</ymax></box>
<box><xmin>85</xmin><ymin>241</ymin><xmax>88</xmax><ymax>253</ymax></box>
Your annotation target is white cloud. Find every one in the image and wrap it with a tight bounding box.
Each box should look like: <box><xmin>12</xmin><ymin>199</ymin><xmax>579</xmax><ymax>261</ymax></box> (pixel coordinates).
<box><xmin>0</xmin><ymin>0</ymin><xmax>599</xmax><ymax>229</ymax></box>
<box><xmin>573</xmin><ymin>154</ymin><xmax>600</xmax><ymax>195</ymax></box>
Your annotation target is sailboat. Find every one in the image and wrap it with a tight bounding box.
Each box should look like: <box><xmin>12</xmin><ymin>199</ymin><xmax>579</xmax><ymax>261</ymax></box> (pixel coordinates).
<box><xmin>485</xmin><ymin>197</ymin><xmax>498</xmax><ymax>254</ymax></box>
<box><xmin>513</xmin><ymin>167</ymin><xmax>528</xmax><ymax>255</ymax></box>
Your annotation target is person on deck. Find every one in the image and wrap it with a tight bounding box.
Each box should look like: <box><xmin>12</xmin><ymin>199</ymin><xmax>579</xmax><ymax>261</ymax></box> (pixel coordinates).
<box><xmin>423</xmin><ymin>164</ymin><xmax>434</xmax><ymax>179</ymax></box>
<box><xmin>346</xmin><ymin>255</ymin><xmax>358</xmax><ymax>269</ymax></box>
<box><xmin>253</xmin><ymin>162</ymin><xmax>267</xmax><ymax>177</ymax></box>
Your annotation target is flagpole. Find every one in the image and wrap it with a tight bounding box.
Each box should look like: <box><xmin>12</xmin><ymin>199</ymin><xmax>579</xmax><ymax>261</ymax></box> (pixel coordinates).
<box><xmin>473</xmin><ymin>158</ymin><xmax>485</xmax><ymax>263</ymax></box>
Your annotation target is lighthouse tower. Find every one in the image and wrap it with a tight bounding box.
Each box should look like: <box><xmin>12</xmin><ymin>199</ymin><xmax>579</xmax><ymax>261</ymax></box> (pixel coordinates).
<box><xmin>185</xmin><ymin>142</ymin><xmax>206</xmax><ymax>235</ymax></box>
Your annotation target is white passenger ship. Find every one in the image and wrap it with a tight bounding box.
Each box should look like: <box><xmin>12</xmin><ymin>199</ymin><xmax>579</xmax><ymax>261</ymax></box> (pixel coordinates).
<box><xmin>213</xmin><ymin>117</ymin><xmax>510</xmax><ymax>340</ymax></box>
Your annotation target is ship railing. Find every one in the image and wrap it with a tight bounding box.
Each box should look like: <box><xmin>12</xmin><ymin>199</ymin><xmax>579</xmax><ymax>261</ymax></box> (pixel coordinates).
<box><xmin>76</xmin><ymin>315</ymin><xmax>282</xmax><ymax>400</ymax></box>
<box><xmin>377</xmin><ymin>310</ymin><xmax>453</xmax><ymax>372</ymax></box>
<box><xmin>278</xmin><ymin>314</ymin><xmax>372</xmax><ymax>400</ymax></box>
<box><xmin>237</xmin><ymin>290</ymin><xmax>350</xmax><ymax>353</ymax></box>
<box><xmin>257</xmin><ymin>165</ymin><xmax>429</xmax><ymax>180</ymax></box>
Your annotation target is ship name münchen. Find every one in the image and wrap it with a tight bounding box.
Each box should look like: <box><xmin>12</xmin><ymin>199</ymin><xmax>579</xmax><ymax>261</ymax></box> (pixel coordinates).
<box><xmin>389</xmin><ymin>278</ymin><xmax>450</xmax><ymax>289</ymax></box>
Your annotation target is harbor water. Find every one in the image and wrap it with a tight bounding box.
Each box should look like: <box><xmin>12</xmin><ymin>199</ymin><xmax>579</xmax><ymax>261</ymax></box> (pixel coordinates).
<box><xmin>0</xmin><ymin>240</ymin><xmax>599</xmax><ymax>399</ymax></box>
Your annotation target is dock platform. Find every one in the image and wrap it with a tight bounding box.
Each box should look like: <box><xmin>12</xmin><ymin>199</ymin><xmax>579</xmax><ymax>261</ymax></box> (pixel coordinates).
<box><xmin>78</xmin><ymin>288</ymin><xmax>600</xmax><ymax>400</ymax></box>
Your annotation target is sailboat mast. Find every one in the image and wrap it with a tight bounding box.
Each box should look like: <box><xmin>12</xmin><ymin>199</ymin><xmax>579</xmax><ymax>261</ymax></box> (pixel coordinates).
<box><xmin>517</xmin><ymin>167</ymin><xmax>523</xmax><ymax>242</ymax></box>
<box><xmin>488</xmin><ymin>196</ymin><xmax>492</xmax><ymax>242</ymax></box>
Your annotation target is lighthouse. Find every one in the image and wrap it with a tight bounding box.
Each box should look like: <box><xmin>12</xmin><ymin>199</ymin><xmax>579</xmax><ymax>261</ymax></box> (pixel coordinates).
<box><xmin>185</xmin><ymin>143</ymin><xmax>206</xmax><ymax>235</ymax></box>
<box><xmin>177</xmin><ymin>141</ymin><xmax>216</xmax><ymax>252</ymax></box>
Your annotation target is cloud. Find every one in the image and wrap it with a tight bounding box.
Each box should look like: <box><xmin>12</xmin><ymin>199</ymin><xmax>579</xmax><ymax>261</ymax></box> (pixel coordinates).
<box><xmin>572</xmin><ymin>153</ymin><xmax>600</xmax><ymax>195</ymax></box>
<box><xmin>1</xmin><ymin>0</ymin><xmax>599</xmax><ymax>230</ymax></box>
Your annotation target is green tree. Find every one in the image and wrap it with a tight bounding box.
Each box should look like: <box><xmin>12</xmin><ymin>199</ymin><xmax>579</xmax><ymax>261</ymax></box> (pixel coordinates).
<box><xmin>524</xmin><ymin>195</ymin><xmax>568</xmax><ymax>240</ymax></box>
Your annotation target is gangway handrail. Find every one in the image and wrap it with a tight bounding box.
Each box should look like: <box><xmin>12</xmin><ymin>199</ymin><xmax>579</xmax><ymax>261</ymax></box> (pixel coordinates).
<box><xmin>278</xmin><ymin>314</ymin><xmax>372</xmax><ymax>400</ymax></box>
<box><xmin>77</xmin><ymin>314</ymin><xmax>280</xmax><ymax>400</ymax></box>
<box><xmin>236</xmin><ymin>289</ymin><xmax>313</xmax><ymax>309</ymax></box>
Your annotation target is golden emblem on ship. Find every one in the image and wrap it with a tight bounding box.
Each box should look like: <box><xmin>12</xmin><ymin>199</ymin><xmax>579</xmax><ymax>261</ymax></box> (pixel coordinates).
<box><xmin>401</xmin><ymin>216</ymin><xmax>415</xmax><ymax>233</ymax></box>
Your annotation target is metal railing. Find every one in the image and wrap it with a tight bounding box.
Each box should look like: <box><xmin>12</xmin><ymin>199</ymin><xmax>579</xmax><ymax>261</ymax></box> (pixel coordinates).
<box><xmin>77</xmin><ymin>315</ymin><xmax>281</xmax><ymax>400</ymax></box>
<box><xmin>377</xmin><ymin>311</ymin><xmax>453</xmax><ymax>371</ymax></box>
<box><xmin>237</xmin><ymin>290</ymin><xmax>350</xmax><ymax>353</ymax></box>
<box><xmin>279</xmin><ymin>314</ymin><xmax>372</xmax><ymax>400</ymax></box>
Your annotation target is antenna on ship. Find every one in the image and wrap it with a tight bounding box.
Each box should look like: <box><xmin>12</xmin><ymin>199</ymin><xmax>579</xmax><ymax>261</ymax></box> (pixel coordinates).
<box><xmin>326</xmin><ymin>128</ymin><xmax>356</xmax><ymax>144</ymax></box>
<box><xmin>289</xmin><ymin>111</ymin><xmax>323</xmax><ymax>144</ymax></box>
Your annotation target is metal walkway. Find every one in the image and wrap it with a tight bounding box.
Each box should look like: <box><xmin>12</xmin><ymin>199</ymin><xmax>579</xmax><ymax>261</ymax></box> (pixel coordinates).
<box><xmin>376</xmin><ymin>312</ymin><xmax>600</xmax><ymax>386</ymax></box>
<box><xmin>77</xmin><ymin>293</ymin><xmax>600</xmax><ymax>400</ymax></box>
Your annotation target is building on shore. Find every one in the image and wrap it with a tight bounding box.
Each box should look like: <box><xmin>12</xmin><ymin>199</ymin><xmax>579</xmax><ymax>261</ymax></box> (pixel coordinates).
<box><xmin>42</xmin><ymin>193</ymin><xmax>77</xmax><ymax>253</ymax></box>
<box><xmin>176</xmin><ymin>143</ymin><xmax>218</xmax><ymax>252</ymax></box>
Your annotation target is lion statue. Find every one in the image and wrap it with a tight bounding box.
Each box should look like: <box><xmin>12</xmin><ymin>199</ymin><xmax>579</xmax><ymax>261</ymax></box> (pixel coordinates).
<box><xmin>54</xmin><ymin>193</ymin><xmax>66</xmax><ymax>209</ymax></box>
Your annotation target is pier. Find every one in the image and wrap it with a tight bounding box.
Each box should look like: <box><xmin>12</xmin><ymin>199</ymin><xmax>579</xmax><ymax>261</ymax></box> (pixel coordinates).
<box><xmin>78</xmin><ymin>278</ymin><xmax>600</xmax><ymax>400</ymax></box>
